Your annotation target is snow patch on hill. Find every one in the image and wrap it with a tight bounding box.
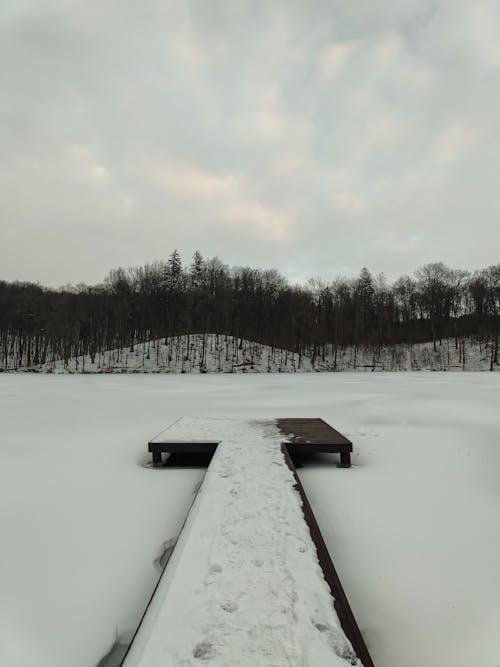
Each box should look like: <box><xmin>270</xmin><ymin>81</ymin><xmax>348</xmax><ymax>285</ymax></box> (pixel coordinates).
<box><xmin>4</xmin><ymin>333</ymin><xmax>498</xmax><ymax>373</ymax></box>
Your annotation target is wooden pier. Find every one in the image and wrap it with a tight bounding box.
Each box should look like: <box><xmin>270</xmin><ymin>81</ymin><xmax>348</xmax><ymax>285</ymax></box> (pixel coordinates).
<box><xmin>148</xmin><ymin>417</ymin><xmax>353</xmax><ymax>468</ymax></box>
<box><xmin>123</xmin><ymin>418</ymin><xmax>373</xmax><ymax>667</ymax></box>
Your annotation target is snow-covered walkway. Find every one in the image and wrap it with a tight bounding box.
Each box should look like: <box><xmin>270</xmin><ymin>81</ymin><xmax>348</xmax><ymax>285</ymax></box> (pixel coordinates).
<box><xmin>123</xmin><ymin>417</ymin><xmax>361</xmax><ymax>667</ymax></box>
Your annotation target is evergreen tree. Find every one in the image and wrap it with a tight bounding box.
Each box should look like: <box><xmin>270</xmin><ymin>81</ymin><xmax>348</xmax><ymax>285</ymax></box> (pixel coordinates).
<box><xmin>165</xmin><ymin>249</ymin><xmax>183</xmax><ymax>291</ymax></box>
<box><xmin>190</xmin><ymin>250</ymin><xmax>205</xmax><ymax>288</ymax></box>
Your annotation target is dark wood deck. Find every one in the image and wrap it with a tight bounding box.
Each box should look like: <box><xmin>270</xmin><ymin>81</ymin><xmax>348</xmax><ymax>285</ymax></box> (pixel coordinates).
<box><xmin>277</xmin><ymin>417</ymin><xmax>353</xmax><ymax>466</ymax></box>
<box><xmin>148</xmin><ymin>439</ymin><xmax>219</xmax><ymax>465</ymax></box>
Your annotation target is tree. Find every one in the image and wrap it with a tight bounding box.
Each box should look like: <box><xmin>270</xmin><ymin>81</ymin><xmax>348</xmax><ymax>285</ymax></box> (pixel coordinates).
<box><xmin>415</xmin><ymin>262</ymin><xmax>453</xmax><ymax>351</ymax></box>
<box><xmin>479</xmin><ymin>264</ymin><xmax>500</xmax><ymax>367</ymax></box>
<box><xmin>164</xmin><ymin>250</ymin><xmax>183</xmax><ymax>291</ymax></box>
<box><xmin>189</xmin><ymin>250</ymin><xmax>205</xmax><ymax>288</ymax></box>
<box><xmin>1</xmin><ymin>254</ymin><xmax>498</xmax><ymax>372</ymax></box>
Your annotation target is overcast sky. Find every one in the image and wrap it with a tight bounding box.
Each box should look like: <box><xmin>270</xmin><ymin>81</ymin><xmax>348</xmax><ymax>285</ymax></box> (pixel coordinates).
<box><xmin>1</xmin><ymin>0</ymin><xmax>499</xmax><ymax>287</ymax></box>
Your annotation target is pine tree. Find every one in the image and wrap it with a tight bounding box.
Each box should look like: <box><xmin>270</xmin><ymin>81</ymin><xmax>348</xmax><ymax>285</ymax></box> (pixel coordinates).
<box><xmin>165</xmin><ymin>249</ymin><xmax>183</xmax><ymax>291</ymax></box>
<box><xmin>190</xmin><ymin>250</ymin><xmax>205</xmax><ymax>288</ymax></box>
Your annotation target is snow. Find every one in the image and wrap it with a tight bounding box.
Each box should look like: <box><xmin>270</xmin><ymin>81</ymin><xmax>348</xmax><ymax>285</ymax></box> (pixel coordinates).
<box><xmin>4</xmin><ymin>333</ymin><xmax>498</xmax><ymax>373</ymax></box>
<box><xmin>123</xmin><ymin>417</ymin><xmax>359</xmax><ymax>667</ymax></box>
<box><xmin>0</xmin><ymin>373</ymin><xmax>499</xmax><ymax>667</ymax></box>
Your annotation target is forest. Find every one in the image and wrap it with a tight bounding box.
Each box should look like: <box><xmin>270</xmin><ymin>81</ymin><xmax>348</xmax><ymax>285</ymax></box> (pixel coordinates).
<box><xmin>1</xmin><ymin>251</ymin><xmax>499</xmax><ymax>370</ymax></box>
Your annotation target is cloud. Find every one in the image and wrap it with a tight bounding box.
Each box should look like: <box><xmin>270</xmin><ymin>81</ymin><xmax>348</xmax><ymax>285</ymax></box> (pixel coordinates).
<box><xmin>334</xmin><ymin>192</ymin><xmax>365</xmax><ymax>213</ymax></box>
<box><xmin>149</xmin><ymin>161</ymin><xmax>241</xmax><ymax>200</ymax></box>
<box><xmin>434</xmin><ymin>119</ymin><xmax>481</xmax><ymax>164</ymax></box>
<box><xmin>91</xmin><ymin>165</ymin><xmax>110</xmax><ymax>184</ymax></box>
<box><xmin>147</xmin><ymin>158</ymin><xmax>293</xmax><ymax>242</ymax></box>
<box><xmin>0</xmin><ymin>0</ymin><xmax>499</xmax><ymax>285</ymax></box>
<box><xmin>221</xmin><ymin>199</ymin><xmax>292</xmax><ymax>241</ymax></box>
<box><xmin>317</xmin><ymin>41</ymin><xmax>355</xmax><ymax>80</ymax></box>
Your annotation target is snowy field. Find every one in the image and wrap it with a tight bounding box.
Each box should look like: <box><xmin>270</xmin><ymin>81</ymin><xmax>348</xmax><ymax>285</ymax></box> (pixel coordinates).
<box><xmin>0</xmin><ymin>373</ymin><xmax>499</xmax><ymax>667</ymax></box>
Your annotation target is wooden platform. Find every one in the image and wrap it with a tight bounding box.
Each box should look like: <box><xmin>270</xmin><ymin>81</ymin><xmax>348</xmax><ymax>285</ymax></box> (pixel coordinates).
<box><xmin>149</xmin><ymin>418</ymin><xmax>352</xmax><ymax>467</ymax></box>
<box><xmin>277</xmin><ymin>417</ymin><xmax>353</xmax><ymax>466</ymax></box>
<box><xmin>148</xmin><ymin>439</ymin><xmax>219</xmax><ymax>465</ymax></box>
<box><xmin>128</xmin><ymin>418</ymin><xmax>373</xmax><ymax>667</ymax></box>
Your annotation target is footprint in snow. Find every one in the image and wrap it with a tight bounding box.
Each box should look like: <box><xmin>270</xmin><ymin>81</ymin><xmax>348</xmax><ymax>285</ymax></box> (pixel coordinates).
<box><xmin>313</xmin><ymin>622</ymin><xmax>329</xmax><ymax>633</ymax></box>
<box><xmin>311</xmin><ymin>619</ymin><xmax>359</xmax><ymax>665</ymax></box>
<box><xmin>204</xmin><ymin>564</ymin><xmax>222</xmax><ymax>585</ymax></box>
<box><xmin>192</xmin><ymin>640</ymin><xmax>216</xmax><ymax>661</ymax></box>
<box><xmin>287</xmin><ymin>534</ymin><xmax>307</xmax><ymax>553</ymax></box>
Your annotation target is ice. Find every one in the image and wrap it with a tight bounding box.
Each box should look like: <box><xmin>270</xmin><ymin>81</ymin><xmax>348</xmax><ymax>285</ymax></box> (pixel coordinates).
<box><xmin>0</xmin><ymin>373</ymin><xmax>499</xmax><ymax>666</ymax></box>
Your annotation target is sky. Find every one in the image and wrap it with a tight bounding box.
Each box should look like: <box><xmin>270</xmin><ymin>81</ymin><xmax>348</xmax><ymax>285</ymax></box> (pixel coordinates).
<box><xmin>1</xmin><ymin>0</ymin><xmax>499</xmax><ymax>287</ymax></box>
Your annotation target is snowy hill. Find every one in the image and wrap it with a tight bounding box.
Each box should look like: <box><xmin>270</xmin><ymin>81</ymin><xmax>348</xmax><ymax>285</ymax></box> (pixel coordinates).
<box><xmin>33</xmin><ymin>334</ymin><xmax>304</xmax><ymax>374</ymax></box>
<box><xmin>4</xmin><ymin>333</ymin><xmax>498</xmax><ymax>373</ymax></box>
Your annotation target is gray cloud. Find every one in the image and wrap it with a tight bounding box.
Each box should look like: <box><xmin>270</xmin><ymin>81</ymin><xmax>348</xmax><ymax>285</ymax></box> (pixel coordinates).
<box><xmin>1</xmin><ymin>0</ymin><xmax>499</xmax><ymax>286</ymax></box>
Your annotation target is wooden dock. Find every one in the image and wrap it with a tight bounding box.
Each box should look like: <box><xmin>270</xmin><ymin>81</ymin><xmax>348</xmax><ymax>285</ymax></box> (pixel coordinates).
<box><xmin>148</xmin><ymin>417</ymin><xmax>353</xmax><ymax>468</ymax></box>
<box><xmin>278</xmin><ymin>423</ymin><xmax>372</xmax><ymax>667</ymax></box>
<box><xmin>277</xmin><ymin>417</ymin><xmax>353</xmax><ymax>466</ymax></box>
<box><xmin>123</xmin><ymin>418</ymin><xmax>373</xmax><ymax>667</ymax></box>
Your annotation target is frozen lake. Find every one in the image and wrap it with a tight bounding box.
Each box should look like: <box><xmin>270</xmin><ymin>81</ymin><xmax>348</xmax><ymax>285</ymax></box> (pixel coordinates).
<box><xmin>0</xmin><ymin>373</ymin><xmax>499</xmax><ymax>667</ymax></box>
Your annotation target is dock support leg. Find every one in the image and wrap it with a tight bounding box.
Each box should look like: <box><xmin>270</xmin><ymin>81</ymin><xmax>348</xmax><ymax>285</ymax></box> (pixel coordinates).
<box><xmin>152</xmin><ymin>451</ymin><xmax>163</xmax><ymax>467</ymax></box>
<box><xmin>340</xmin><ymin>452</ymin><xmax>351</xmax><ymax>468</ymax></box>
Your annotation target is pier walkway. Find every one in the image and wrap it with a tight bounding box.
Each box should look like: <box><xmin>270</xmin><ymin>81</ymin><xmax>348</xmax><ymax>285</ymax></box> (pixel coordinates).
<box><xmin>122</xmin><ymin>417</ymin><xmax>373</xmax><ymax>667</ymax></box>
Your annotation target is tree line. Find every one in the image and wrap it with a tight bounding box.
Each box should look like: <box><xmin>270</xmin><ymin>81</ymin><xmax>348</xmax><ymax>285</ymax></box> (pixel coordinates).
<box><xmin>1</xmin><ymin>251</ymin><xmax>499</xmax><ymax>370</ymax></box>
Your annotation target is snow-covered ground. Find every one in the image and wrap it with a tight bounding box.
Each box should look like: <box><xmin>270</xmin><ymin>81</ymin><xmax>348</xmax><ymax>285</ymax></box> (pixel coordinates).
<box><xmin>0</xmin><ymin>373</ymin><xmax>499</xmax><ymax>667</ymax></box>
<box><xmin>124</xmin><ymin>418</ymin><xmax>359</xmax><ymax>667</ymax></box>
<box><xmin>4</xmin><ymin>333</ymin><xmax>498</xmax><ymax>373</ymax></box>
